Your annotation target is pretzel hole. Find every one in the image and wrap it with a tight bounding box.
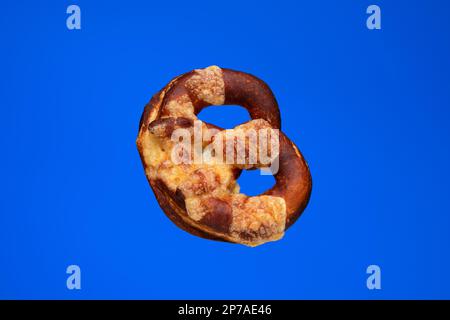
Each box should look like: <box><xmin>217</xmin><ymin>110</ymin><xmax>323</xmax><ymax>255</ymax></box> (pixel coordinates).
<box><xmin>197</xmin><ymin>105</ymin><xmax>250</xmax><ymax>129</ymax></box>
<box><xmin>236</xmin><ymin>168</ymin><xmax>275</xmax><ymax>196</ymax></box>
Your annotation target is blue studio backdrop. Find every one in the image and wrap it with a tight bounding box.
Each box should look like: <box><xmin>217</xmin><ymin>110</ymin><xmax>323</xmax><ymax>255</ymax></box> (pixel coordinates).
<box><xmin>1</xmin><ymin>0</ymin><xmax>450</xmax><ymax>299</ymax></box>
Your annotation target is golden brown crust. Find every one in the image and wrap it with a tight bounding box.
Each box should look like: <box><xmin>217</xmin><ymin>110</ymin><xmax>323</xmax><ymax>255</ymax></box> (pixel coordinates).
<box><xmin>265</xmin><ymin>133</ymin><xmax>312</xmax><ymax>228</ymax></box>
<box><xmin>223</xmin><ymin>69</ymin><xmax>281</xmax><ymax>128</ymax></box>
<box><xmin>136</xmin><ymin>66</ymin><xmax>312</xmax><ymax>246</ymax></box>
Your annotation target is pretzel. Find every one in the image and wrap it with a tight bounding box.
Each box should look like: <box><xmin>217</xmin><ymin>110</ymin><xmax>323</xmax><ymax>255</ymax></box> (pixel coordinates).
<box><xmin>137</xmin><ymin>66</ymin><xmax>312</xmax><ymax>246</ymax></box>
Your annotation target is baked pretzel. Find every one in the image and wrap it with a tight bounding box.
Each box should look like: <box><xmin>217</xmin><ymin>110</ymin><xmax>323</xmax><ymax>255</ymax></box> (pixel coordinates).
<box><xmin>137</xmin><ymin>66</ymin><xmax>312</xmax><ymax>246</ymax></box>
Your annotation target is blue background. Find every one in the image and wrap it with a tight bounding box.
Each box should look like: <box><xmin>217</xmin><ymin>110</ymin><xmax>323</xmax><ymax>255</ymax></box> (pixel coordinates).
<box><xmin>1</xmin><ymin>0</ymin><xmax>450</xmax><ymax>299</ymax></box>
